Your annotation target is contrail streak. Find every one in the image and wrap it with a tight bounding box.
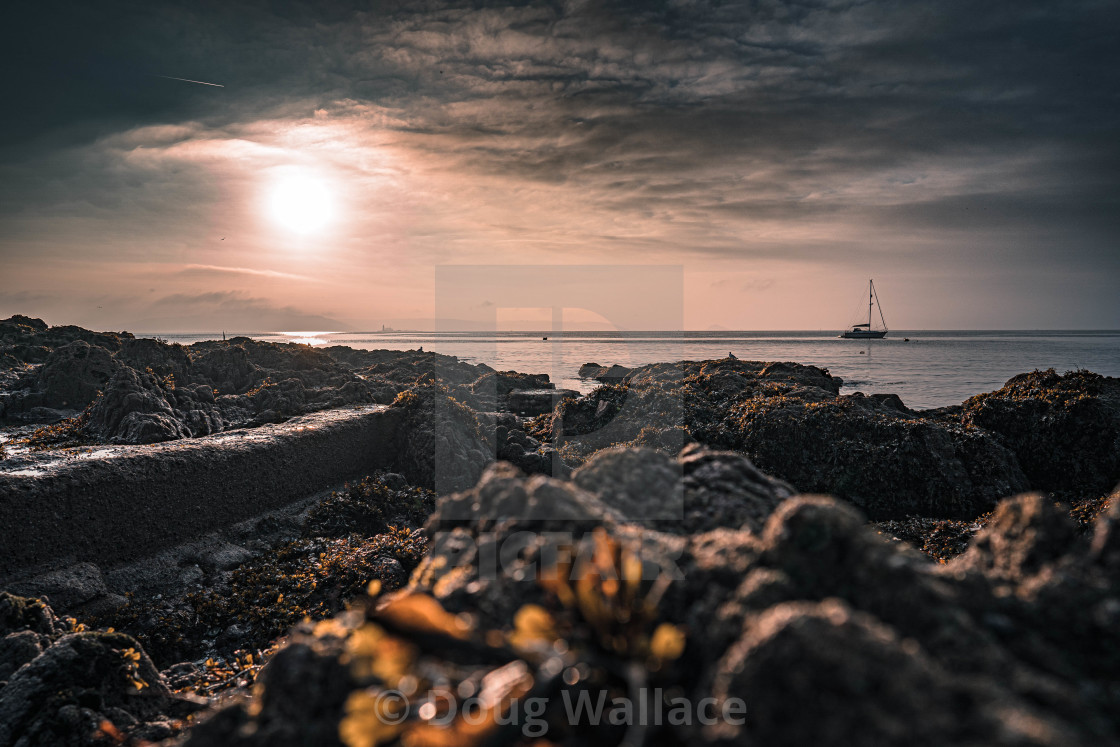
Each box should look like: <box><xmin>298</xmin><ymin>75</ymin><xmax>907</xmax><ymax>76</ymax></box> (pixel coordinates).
<box><xmin>154</xmin><ymin>75</ymin><xmax>224</xmax><ymax>88</ymax></box>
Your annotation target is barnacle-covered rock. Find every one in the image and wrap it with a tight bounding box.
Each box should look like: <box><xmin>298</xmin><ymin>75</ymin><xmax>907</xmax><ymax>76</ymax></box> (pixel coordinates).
<box><xmin>571</xmin><ymin>445</ymin><xmax>795</xmax><ymax>533</ymax></box>
<box><xmin>389</xmin><ymin>379</ymin><xmax>492</xmax><ymax>493</ymax></box>
<box><xmin>0</xmin><ymin>341</ymin><xmax>120</xmax><ymax>419</ymax></box>
<box><xmin>532</xmin><ymin>358</ymin><xmax>1028</xmax><ymax>519</ymax></box>
<box><xmin>0</xmin><ymin>593</ymin><xmax>204</xmax><ymax>747</ymax></box>
<box><xmin>962</xmin><ymin>369</ymin><xmax>1120</xmax><ymax>497</ymax></box>
<box><xmin>84</xmin><ymin>366</ymin><xmax>191</xmax><ymax>444</ymax></box>
<box><xmin>157</xmin><ymin>450</ymin><xmax>1120</xmax><ymax>746</ymax></box>
<box><xmin>956</xmin><ymin>493</ymin><xmax>1082</xmax><ymax>584</ymax></box>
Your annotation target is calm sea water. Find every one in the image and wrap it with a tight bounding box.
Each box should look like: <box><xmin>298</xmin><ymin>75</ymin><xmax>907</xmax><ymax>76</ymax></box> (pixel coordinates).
<box><xmin>147</xmin><ymin>330</ymin><xmax>1120</xmax><ymax>411</ymax></box>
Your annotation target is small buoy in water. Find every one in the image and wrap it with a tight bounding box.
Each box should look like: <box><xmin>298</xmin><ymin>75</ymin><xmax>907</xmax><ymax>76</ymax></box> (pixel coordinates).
<box><xmin>904</xmin><ymin>338</ymin><xmax>910</xmax><ymax>342</ymax></box>
<box><xmin>543</xmin><ymin>336</ymin><xmax>548</xmax><ymax>340</ymax></box>
<box><xmin>859</xmin><ymin>350</ymin><xmax>865</xmax><ymax>354</ymax></box>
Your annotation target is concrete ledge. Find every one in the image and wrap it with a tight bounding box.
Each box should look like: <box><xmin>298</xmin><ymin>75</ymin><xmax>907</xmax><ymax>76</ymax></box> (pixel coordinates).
<box><xmin>0</xmin><ymin>405</ymin><xmax>402</xmax><ymax>580</ymax></box>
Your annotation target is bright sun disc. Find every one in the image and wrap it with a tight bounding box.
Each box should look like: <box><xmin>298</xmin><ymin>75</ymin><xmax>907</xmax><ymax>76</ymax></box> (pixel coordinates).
<box><xmin>267</xmin><ymin>174</ymin><xmax>335</xmax><ymax>234</ymax></box>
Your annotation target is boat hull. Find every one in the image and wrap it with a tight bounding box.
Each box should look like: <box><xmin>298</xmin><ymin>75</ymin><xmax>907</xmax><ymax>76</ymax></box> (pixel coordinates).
<box><xmin>840</xmin><ymin>330</ymin><xmax>887</xmax><ymax>339</ymax></box>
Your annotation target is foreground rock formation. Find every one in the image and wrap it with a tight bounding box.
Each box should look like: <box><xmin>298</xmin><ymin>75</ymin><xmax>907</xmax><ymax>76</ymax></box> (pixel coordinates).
<box><xmin>166</xmin><ymin>449</ymin><xmax>1120</xmax><ymax>747</ymax></box>
<box><xmin>0</xmin><ymin>593</ymin><xmax>206</xmax><ymax>746</ymax></box>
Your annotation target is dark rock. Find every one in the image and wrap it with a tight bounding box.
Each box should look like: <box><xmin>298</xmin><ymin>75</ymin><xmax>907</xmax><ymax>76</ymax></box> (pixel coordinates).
<box><xmin>507</xmin><ymin>388</ymin><xmax>578</xmax><ymax>415</ymax></box>
<box><xmin>172</xmin><ymin>449</ymin><xmax>1120</xmax><ymax>746</ymax></box>
<box><xmin>708</xmin><ymin>599</ymin><xmax>1047</xmax><ymax>746</ymax></box>
<box><xmin>0</xmin><ymin>594</ymin><xmax>204</xmax><ymax>746</ymax></box>
<box><xmin>7</xmin><ymin>563</ymin><xmax>108</xmax><ymax>612</ymax></box>
<box><xmin>117</xmin><ymin>338</ymin><xmax>192</xmax><ymax>386</ymax></box>
<box><xmin>0</xmin><ymin>316</ymin><xmax>48</xmax><ymax>335</ymax></box>
<box><xmin>84</xmin><ymin>366</ymin><xmax>190</xmax><ymax>444</ymax></box>
<box><xmin>597</xmin><ymin>363</ymin><xmax>632</xmax><ymax>382</ymax></box>
<box><xmin>471</xmin><ymin>370</ymin><xmax>553</xmax><ymax>398</ymax></box>
<box><xmin>190</xmin><ymin>345</ymin><xmax>261</xmax><ymax>395</ymax></box>
<box><xmin>572</xmin><ymin>446</ymin><xmax>685</xmax><ymax>522</ymax></box>
<box><xmin>957</xmin><ymin>493</ymin><xmax>1082</xmax><ymax>584</ymax></box>
<box><xmin>179</xmin><ymin>624</ymin><xmax>355</xmax><ymax>747</ymax></box>
<box><xmin>1089</xmin><ymin>486</ymin><xmax>1120</xmax><ymax>569</ymax></box>
<box><xmin>0</xmin><ymin>631</ymin><xmax>173</xmax><ymax>745</ymax></box>
<box><xmin>533</xmin><ymin>358</ymin><xmax>1028</xmax><ymax>519</ymax></box>
<box><xmin>678</xmin><ymin>444</ymin><xmax>797</xmax><ymax>533</ymax></box>
<box><xmin>0</xmin><ymin>593</ymin><xmax>57</xmax><ymax>638</ymax></box>
<box><xmin>0</xmin><ymin>631</ymin><xmax>43</xmax><ymax>683</ymax></box>
<box><xmin>963</xmin><ymin>369</ymin><xmax>1120</xmax><ymax>497</ymax></box>
<box><xmin>390</xmin><ymin>379</ymin><xmax>493</xmax><ymax>493</ymax></box>
<box><xmin>24</xmin><ymin>341</ymin><xmax>120</xmax><ymax>411</ymax></box>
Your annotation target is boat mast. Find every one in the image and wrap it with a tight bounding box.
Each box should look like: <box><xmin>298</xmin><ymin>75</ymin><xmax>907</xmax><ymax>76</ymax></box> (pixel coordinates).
<box><xmin>868</xmin><ymin>279</ymin><xmax>873</xmax><ymax>329</ymax></box>
<box><xmin>870</xmin><ymin>279</ymin><xmax>887</xmax><ymax>332</ymax></box>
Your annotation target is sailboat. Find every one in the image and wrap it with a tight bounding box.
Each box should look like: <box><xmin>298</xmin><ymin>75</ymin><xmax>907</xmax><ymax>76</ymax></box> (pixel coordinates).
<box><xmin>840</xmin><ymin>279</ymin><xmax>888</xmax><ymax>339</ymax></box>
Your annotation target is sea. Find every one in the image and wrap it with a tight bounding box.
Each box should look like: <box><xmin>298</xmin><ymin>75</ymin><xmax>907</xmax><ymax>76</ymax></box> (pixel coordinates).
<box><xmin>146</xmin><ymin>330</ymin><xmax>1120</xmax><ymax>411</ymax></box>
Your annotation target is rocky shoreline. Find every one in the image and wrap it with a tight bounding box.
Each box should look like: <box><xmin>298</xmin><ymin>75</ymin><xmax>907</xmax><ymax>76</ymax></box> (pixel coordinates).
<box><xmin>2</xmin><ymin>315</ymin><xmax>1118</xmax><ymax>746</ymax></box>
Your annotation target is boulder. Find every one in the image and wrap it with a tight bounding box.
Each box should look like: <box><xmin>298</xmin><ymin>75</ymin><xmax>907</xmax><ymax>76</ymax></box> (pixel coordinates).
<box><xmin>389</xmin><ymin>380</ymin><xmax>493</xmax><ymax>493</ymax></box>
<box><xmin>0</xmin><ymin>594</ymin><xmax>204</xmax><ymax>746</ymax></box>
<box><xmin>26</xmin><ymin>341</ymin><xmax>120</xmax><ymax>410</ymax></box>
<box><xmin>117</xmin><ymin>337</ymin><xmax>193</xmax><ymax>385</ymax></box>
<box><xmin>190</xmin><ymin>345</ymin><xmax>261</xmax><ymax>395</ymax></box>
<box><xmin>84</xmin><ymin>367</ymin><xmax>189</xmax><ymax>444</ymax></box>
<box><xmin>963</xmin><ymin>369</ymin><xmax>1120</xmax><ymax>497</ymax></box>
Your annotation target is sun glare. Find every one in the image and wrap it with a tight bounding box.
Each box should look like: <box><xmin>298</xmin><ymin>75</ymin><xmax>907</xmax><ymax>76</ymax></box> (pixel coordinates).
<box><xmin>267</xmin><ymin>173</ymin><xmax>335</xmax><ymax>235</ymax></box>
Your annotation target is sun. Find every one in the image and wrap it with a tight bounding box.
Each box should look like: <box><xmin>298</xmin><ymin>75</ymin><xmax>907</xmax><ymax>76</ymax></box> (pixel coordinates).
<box><xmin>267</xmin><ymin>172</ymin><xmax>335</xmax><ymax>235</ymax></box>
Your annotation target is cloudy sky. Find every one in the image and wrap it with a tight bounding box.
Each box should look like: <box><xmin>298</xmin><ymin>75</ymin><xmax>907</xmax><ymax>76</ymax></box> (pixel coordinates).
<box><xmin>1</xmin><ymin>0</ymin><xmax>1117</xmax><ymax>331</ymax></box>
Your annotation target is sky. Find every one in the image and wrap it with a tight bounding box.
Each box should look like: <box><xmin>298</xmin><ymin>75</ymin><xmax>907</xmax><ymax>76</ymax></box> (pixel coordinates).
<box><xmin>1</xmin><ymin>0</ymin><xmax>1118</xmax><ymax>331</ymax></box>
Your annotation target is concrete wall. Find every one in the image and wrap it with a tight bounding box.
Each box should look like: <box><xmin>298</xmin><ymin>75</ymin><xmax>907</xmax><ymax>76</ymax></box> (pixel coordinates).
<box><xmin>0</xmin><ymin>405</ymin><xmax>402</xmax><ymax>580</ymax></box>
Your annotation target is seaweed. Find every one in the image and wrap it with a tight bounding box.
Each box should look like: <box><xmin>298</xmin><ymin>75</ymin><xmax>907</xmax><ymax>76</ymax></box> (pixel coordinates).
<box><xmin>305</xmin><ymin>474</ymin><xmax>436</xmax><ymax>539</ymax></box>
<box><xmin>19</xmin><ymin>407</ymin><xmax>94</xmax><ymax>451</ymax></box>
<box><xmin>88</xmin><ymin>529</ymin><xmax>428</xmax><ymax>668</ymax></box>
